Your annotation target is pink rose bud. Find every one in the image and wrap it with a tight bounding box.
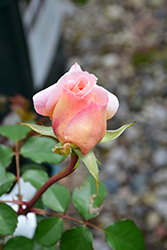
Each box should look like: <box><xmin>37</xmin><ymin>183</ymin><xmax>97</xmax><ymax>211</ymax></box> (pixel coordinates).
<box><xmin>33</xmin><ymin>63</ymin><xmax>119</xmax><ymax>155</ymax></box>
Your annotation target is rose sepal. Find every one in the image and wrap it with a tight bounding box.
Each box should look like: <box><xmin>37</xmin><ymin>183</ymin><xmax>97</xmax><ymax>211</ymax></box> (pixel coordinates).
<box><xmin>99</xmin><ymin>122</ymin><xmax>135</xmax><ymax>144</ymax></box>
<box><xmin>52</xmin><ymin>142</ymin><xmax>72</xmax><ymax>156</ymax></box>
<box><xmin>73</xmin><ymin>148</ymin><xmax>100</xmax><ymax>196</ymax></box>
<box><xmin>20</xmin><ymin>123</ymin><xmax>58</xmax><ymax>140</ymax></box>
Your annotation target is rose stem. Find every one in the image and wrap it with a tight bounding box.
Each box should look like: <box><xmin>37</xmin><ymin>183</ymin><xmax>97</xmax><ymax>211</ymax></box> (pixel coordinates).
<box><xmin>20</xmin><ymin>153</ymin><xmax>79</xmax><ymax>215</ymax></box>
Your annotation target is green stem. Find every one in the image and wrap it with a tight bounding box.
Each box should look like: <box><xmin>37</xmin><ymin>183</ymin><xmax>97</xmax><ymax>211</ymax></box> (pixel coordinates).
<box><xmin>15</xmin><ymin>142</ymin><xmax>22</xmax><ymax>207</ymax></box>
<box><xmin>20</xmin><ymin>153</ymin><xmax>78</xmax><ymax>215</ymax></box>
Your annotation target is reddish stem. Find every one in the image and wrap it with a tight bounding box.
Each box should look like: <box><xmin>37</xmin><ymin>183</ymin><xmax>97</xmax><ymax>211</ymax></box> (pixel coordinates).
<box><xmin>19</xmin><ymin>153</ymin><xmax>78</xmax><ymax>215</ymax></box>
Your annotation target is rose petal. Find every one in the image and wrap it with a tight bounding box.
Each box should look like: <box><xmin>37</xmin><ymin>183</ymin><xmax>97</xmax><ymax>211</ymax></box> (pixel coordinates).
<box><xmin>93</xmin><ymin>85</ymin><xmax>109</xmax><ymax>105</ymax></box>
<box><xmin>33</xmin><ymin>84</ymin><xmax>55</xmax><ymax>117</ymax></box>
<box><xmin>94</xmin><ymin>85</ymin><xmax>119</xmax><ymax>119</ymax></box>
<box><xmin>65</xmin><ymin>101</ymin><xmax>107</xmax><ymax>155</ymax></box>
<box><xmin>46</xmin><ymin>64</ymin><xmax>97</xmax><ymax>117</ymax></box>
<box><xmin>69</xmin><ymin>62</ymin><xmax>82</xmax><ymax>72</ymax></box>
<box><xmin>52</xmin><ymin>89</ymin><xmax>89</xmax><ymax>143</ymax></box>
<box><xmin>106</xmin><ymin>91</ymin><xmax>119</xmax><ymax>119</ymax></box>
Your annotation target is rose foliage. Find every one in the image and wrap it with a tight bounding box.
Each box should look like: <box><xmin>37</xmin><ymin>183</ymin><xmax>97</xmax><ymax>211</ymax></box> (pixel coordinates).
<box><xmin>0</xmin><ymin>64</ymin><xmax>145</xmax><ymax>250</ymax></box>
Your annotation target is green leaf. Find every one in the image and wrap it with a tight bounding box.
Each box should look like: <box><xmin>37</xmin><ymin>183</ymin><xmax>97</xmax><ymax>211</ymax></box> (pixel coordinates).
<box><xmin>21</xmin><ymin>163</ymin><xmax>48</xmax><ymax>175</ymax></box>
<box><xmin>60</xmin><ymin>226</ymin><xmax>93</xmax><ymax>250</ymax></box>
<box><xmin>20</xmin><ymin>123</ymin><xmax>58</xmax><ymax>140</ymax></box>
<box><xmin>22</xmin><ymin>169</ymin><xmax>49</xmax><ymax>189</ymax></box>
<box><xmin>0</xmin><ymin>124</ymin><xmax>31</xmax><ymax>142</ymax></box>
<box><xmin>72</xmin><ymin>176</ymin><xmax>107</xmax><ymax>220</ymax></box>
<box><xmin>35</xmin><ymin>218</ymin><xmax>63</xmax><ymax>247</ymax></box>
<box><xmin>0</xmin><ymin>144</ymin><xmax>13</xmax><ymax>168</ymax></box>
<box><xmin>33</xmin><ymin>238</ymin><xmax>57</xmax><ymax>250</ymax></box>
<box><xmin>20</xmin><ymin>137</ymin><xmax>65</xmax><ymax>164</ymax></box>
<box><xmin>3</xmin><ymin>236</ymin><xmax>33</xmax><ymax>250</ymax></box>
<box><xmin>0</xmin><ymin>203</ymin><xmax>18</xmax><ymax>236</ymax></box>
<box><xmin>74</xmin><ymin>149</ymin><xmax>99</xmax><ymax>194</ymax></box>
<box><xmin>0</xmin><ymin>172</ymin><xmax>16</xmax><ymax>196</ymax></box>
<box><xmin>99</xmin><ymin>122</ymin><xmax>135</xmax><ymax>143</ymax></box>
<box><xmin>105</xmin><ymin>220</ymin><xmax>146</xmax><ymax>250</ymax></box>
<box><xmin>0</xmin><ymin>166</ymin><xmax>7</xmax><ymax>186</ymax></box>
<box><xmin>42</xmin><ymin>185</ymin><xmax>70</xmax><ymax>213</ymax></box>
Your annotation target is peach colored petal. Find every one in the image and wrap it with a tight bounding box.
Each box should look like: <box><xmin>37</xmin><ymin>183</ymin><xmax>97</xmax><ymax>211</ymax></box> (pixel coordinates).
<box><xmin>46</xmin><ymin>64</ymin><xmax>97</xmax><ymax>116</ymax></box>
<box><xmin>65</xmin><ymin>101</ymin><xmax>107</xmax><ymax>155</ymax></box>
<box><xmin>52</xmin><ymin>89</ymin><xmax>89</xmax><ymax>143</ymax></box>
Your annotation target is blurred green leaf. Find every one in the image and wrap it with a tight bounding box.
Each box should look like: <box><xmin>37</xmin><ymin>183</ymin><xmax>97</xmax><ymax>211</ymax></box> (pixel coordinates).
<box><xmin>0</xmin><ymin>144</ymin><xmax>13</xmax><ymax>168</ymax></box>
<box><xmin>21</xmin><ymin>163</ymin><xmax>48</xmax><ymax>175</ymax></box>
<box><xmin>0</xmin><ymin>203</ymin><xmax>18</xmax><ymax>236</ymax></box>
<box><xmin>74</xmin><ymin>149</ymin><xmax>99</xmax><ymax>194</ymax></box>
<box><xmin>20</xmin><ymin>137</ymin><xmax>65</xmax><ymax>164</ymax></box>
<box><xmin>0</xmin><ymin>124</ymin><xmax>31</xmax><ymax>142</ymax></box>
<box><xmin>72</xmin><ymin>176</ymin><xmax>107</xmax><ymax>220</ymax></box>
<box><xmin>0</xmin><ymin>166</ymin><xmax>7</xmax><ymax>186</ymax></box>
<box><xmin>0</xmin><ymin>172</ymin><xmax>16</xmax><ymax>196</ymax></box>
<box><xmin>36</xmin><ymin>218</ymin><xmax>63</xmax><ymax>247</ymax></box>
<box><xmin>42</xmin><ymin>185</ymin><xmax>70</xmax><ymax>213</ymax></box>
<box><xmin>33</xmin><ymin>198</ymin><xmax>44</xmax><ymax>210</ymax></box>
<box><xmin>99</xmin><ymin>122</ymin><xmax>135</xmax><ymax>144</ymax></box>
<box><xmin>33</xmin><ymin>238</ymin><xmax>57</xmax><ymax>250</ymax></box>
<box><xmin>105</xmin><ymin>220</ymin><xmax>145</xmax><ymax>250</ymax></box>
<box><xmin>22</xmin><ymin>169</ymin><xmax>49</xmax><ymax>189</ymax></box>
<box><xmin>3</xmin><ymin>236</ymin><xmax>33</xmax><ymax>250</ymax></box>
<box><xmin>72</xmin><ymin>0</ymin><xmax>88</xmax><ymax>4</ymax></box>
<box><xmin>60</xmin><ymin>226</ymin><xmax>93</xmax><ymax>250</ymax></box>
<box><xmin>20</xmin><ymin>123</ymin><xmax>58</xmax><ymax>140</ymax></box>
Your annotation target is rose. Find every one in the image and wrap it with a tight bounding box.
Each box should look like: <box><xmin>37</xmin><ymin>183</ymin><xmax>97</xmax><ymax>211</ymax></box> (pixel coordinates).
<box><xmin>33</xmin><ymin>63</ymin><xmax>119</xmax><ymax>155</ymax></box>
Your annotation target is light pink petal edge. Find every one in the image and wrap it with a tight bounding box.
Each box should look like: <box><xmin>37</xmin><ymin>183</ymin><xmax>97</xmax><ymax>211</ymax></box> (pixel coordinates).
<box><xmin>106</xmin><ymin>90</ymin><xmax>119</xmax><ymax>119</ymax></box>
<box><xmin>33</xmin><ymin>84</ymin><xmax>56</xmax><ymax>117</ymax></box>
<box><xmin>69</xmin><ymin>62</ymin><xmax>82</xmax><ymax>72</ymax></box>
<box><xmin>93</xmin><ymin>85</ymin><xmax>119</xmax><ymax>119</ymax></box>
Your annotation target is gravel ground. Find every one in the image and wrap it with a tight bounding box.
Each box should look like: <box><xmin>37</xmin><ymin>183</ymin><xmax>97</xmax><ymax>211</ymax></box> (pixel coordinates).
<box><xmin>61</xmin><ymin>0</ymin><xmax>167</xmax><ymax>249</ymax></box>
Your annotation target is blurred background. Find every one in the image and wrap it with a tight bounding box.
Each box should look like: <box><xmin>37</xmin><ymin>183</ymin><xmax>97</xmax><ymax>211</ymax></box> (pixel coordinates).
<box><xmin>0</xmin><ymin>0</ymin><xmax>167</xmax><ymax>249</ymax></box>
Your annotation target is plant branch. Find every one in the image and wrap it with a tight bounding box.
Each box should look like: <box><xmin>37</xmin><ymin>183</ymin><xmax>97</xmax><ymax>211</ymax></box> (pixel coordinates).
<box><xmin>0</xmin><ymin>200</ymin><xmax>28</xmax><ymax>206</ymax></box>
<box><xmin>31</xmin><ymin>209</ymin><xmax>105</xmax><ymax>232</ymax></box>
<box><xmin>15</xmin><ymin>142</ymin><xmax>21</xmax><ymax>202</ymax></box>
<box><xmin>19</xmin><ymin>153</ymin><xmax>79</xmax><ymax>215</ymax></box>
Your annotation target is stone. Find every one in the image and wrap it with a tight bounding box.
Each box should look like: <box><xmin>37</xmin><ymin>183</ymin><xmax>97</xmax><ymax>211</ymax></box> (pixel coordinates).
<box><xmin>101</xmin><ymin>54</ymin><xmax>120</xmax><ymax>68</ymax></box>
<box><xmin>146</xmin><ymin>211</ymin><xmax>161</xmax><ymax>228</ymax></box>
<box><xmin>104</xmin><ymin>179</ymin><xmax>120</xmax><ymax>194</ymax></box>
<box><xmin>153</xmin><ymin>169</ymin><xmax>167</xmax><ymax>183</ymax></box>
<box><xmin>153</xmin><ymin>148</ymin><xmax>167</xmax><ymax>167</ymax></box>
<box><xmin>154</xmin><ymin>199</ymin><xmax>167</xmax><ymax>220</ymax></box>
<box><xmin>104</xmin><ymin>5</ymin><xmax>125</xmax><ymax>21</ymax></box>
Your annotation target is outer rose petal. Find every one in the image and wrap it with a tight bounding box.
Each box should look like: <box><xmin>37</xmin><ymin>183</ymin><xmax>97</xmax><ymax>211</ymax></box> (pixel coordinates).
<box><xmin>52</xmin><ymin>89</ymin><xmax>89</xmax><ymax>143</ymax></box>
<box><xmin>65</xmin><ymin>101</ymin><xmax>107</xmax><ymax>155</ymax></box>
<box><xmin>93</xmin><ymin>85</ymin><xmax>109</xmax><ymax>106</ymax></box>
<box><xmin>94</xmin><ymin>85</ymin><xmax>119</xmax><ymax>119</ymax></box>
<box><xmin>33</xmin><ymin>84</ymin><xmax>55</xmax><ymax>117</ymax></box>
<box><xmin>69</xmin><ymin>63</ymin><xmax>82</xmax><ymax>72</ymax></box>
<box><xmin>106</xmin><ymin>91</ymin><xmax>119</xmax><ymax>119</ymax></box>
